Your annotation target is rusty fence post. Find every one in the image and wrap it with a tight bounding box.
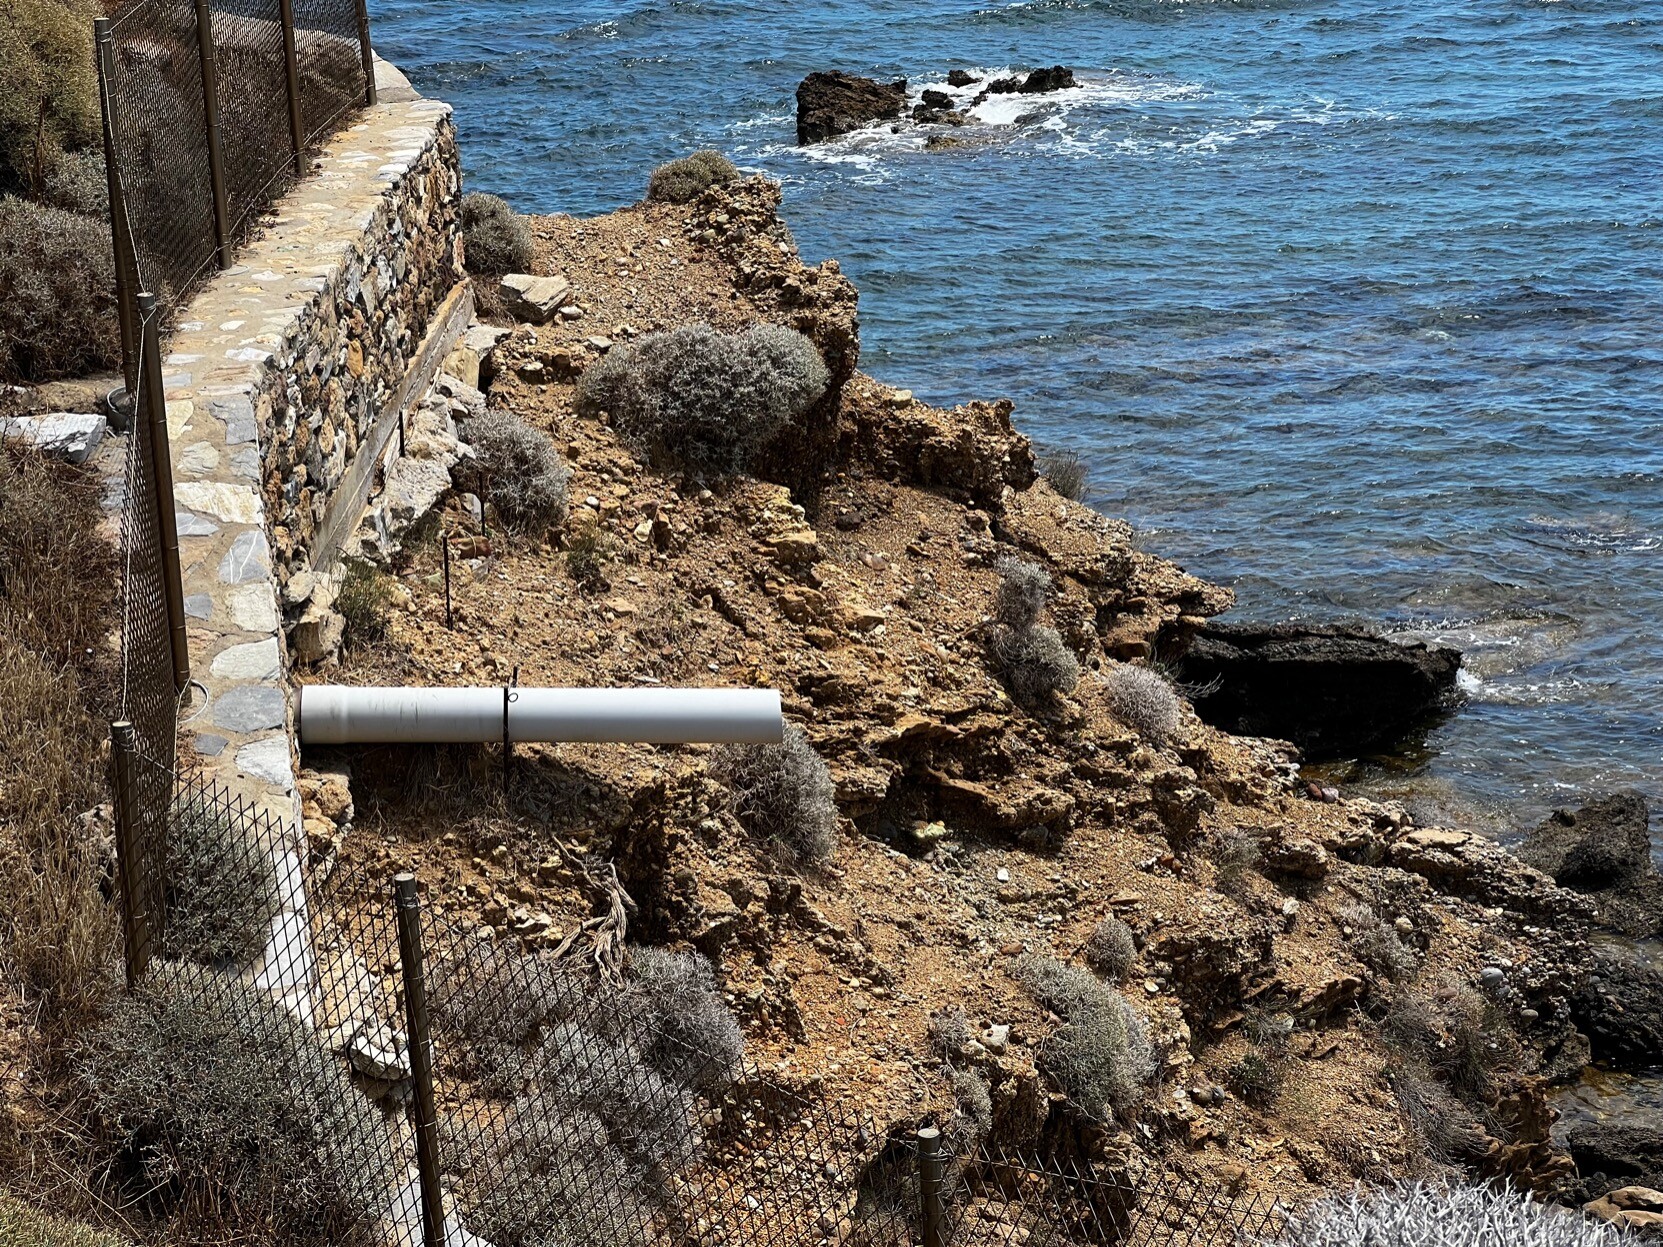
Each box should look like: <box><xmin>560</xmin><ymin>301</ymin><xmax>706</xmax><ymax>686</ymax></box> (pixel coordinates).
<box><xmin>138</xmin><ymin>294</ymin><xmax>192</xmax><ymax>694</ymax></box>
<box><xmin>192</xmin><ymin>0</ymin><xmax>232</xmax><ymax>268</ymax></box>
<box><xmin>394</xmin><ymin>874</ymin><xmax>445</xmax><ymax>1247</ymax></box>
<box><xmin>276</xmin><ymin>0</ymin><xmax>307</xmax><ymax>169</ymax></box>
<box><xmin>352</xmin><ymin>0</ymin><xmax>376</xmax><ymax>106</ymax></box>
<box><xmin>110</xmin><ymin>722</ymin><xmax>152</xmax><ymax>989</ymax></box>
<box><xmin>94</xmin><ymin>18</ymin><xmax>139</xmax><ymax>397</ymax></box>
<box><xmin>918</xmin><ymin>1126</ymin><xmax>946</xmax><ymax>1247</ymax></box>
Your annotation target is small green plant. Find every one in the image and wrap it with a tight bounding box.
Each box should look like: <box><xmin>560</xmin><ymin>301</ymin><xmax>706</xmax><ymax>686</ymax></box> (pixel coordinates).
<box><xmin>0</xmin><ymin>1192</ymin><xmax>129</xmax><ymax>1247</ymax></box>
<box><xmin>1084</xmin><ymin>917</ymin><xmax>1137</xmax><ymax>982</ymax></box>
<box><xmin>575</xmin><ymin>322</ymin><xmax>829</xmax><ymax>478</ymax></box>
<box><xmin>334</xmin><ymin>559</ymin><xmax>395</xmax><ymax>651</ymax></box>
<box><xmin>1228</xmin><ymin>1048</ymin><xmax>1286</xmax><ymax>1107</ymax></box>
<box><xmin>1102</xmin><ymin>663</ymin><xmax>1182</xmax><ymax>745</ymax></box>
<box><xmin>459</xmin><ymin>191</ymin><xmax>534</xmax><ymax>275</ymax></box>
<box><xmin>710</xmin><ymin>723</ymin><xmax>839</xmax><ymax>866</ymax></box>
<box><xmin>645</xmin><ymin>150</ymin><xmax>739</xmax><ymax>204</ymax></box>
<box><xmin>462</xmin><ymin>410</ymin><xmax>571</xmax><ymax>534</ymax></box>
<box><xmin>73</xmin><ymin>965</ymin><xmax>395</xmax><ymax>1245</ymax></box>
<box><xmin>0</xmin><ymin>196</ymin><xmax>119</xmax><ymax>383</ymax></box>
<box><xmin>1266</xmin><ymin>1183</ymin><xmax>1624</xmax><ymax>1247</ymax></box>
<box><xmin>1039</xmin><ymin>449</ymin><xmax>1088</xmax><ymax>502</ymax></box>
<box><xmin>1012</xmin><ymin>953</ymin><xmax>1154</xmax><ymax>1124</ymax></box>
<box><xmin>564</xmin><ymin>514</ymin><xmax>615</xmax><ymax>589</ymax></box>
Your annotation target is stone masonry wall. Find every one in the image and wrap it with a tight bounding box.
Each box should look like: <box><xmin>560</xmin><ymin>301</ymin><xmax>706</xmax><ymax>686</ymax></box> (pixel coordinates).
<box><xmin>161</xmin><ymin>60</ymin><xmax>463</xmax><ymax>829</ymax></box>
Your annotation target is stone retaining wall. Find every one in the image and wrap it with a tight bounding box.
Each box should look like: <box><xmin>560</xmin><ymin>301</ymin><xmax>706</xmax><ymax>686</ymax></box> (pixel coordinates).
<box><xmin>162</xmin><ymin>58</ymin><xmax>464</xmax><ymax>823</ymax></box>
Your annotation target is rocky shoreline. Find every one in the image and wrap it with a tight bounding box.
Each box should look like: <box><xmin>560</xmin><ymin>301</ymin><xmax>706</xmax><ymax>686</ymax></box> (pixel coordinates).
<box><xmin>309</xmin><ymin>172</ymin><xmax>1662</xmax><ymax>1233</ymax></box>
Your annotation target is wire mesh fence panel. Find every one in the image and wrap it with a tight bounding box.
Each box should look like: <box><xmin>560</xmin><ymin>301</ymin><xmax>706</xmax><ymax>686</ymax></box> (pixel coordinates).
<box><xmin>292</xmin><ymin>0</ymin><xmax>368</xmax><ymax>142</ymax></box>
<box><xmin>105</xmin><ymin>0</ymin><xmax>220</xmax><ymax>304</ymax></box>
<box><xmin>210</xmin><ymin>0</ymin><xmax>302</xmax><ymax>238</ymax></box>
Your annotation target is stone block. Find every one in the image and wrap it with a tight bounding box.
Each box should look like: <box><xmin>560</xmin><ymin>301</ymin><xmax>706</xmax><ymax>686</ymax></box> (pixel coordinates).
<box><xmin>501</xmin><ymin>273</ymin><xmax>572</xmax><ymax>324</ymax></box>
<box><xmin>0</xmin><ymin>413</ymin><xmax>105</xmax><ymax>463</ymax></box>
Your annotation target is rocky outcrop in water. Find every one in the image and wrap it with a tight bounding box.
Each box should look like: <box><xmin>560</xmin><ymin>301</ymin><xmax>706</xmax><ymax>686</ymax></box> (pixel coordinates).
<box><xmin>1572</xmin><ymin>949</ymin><xmax>1663</xmax><ymax>1070</ymax></box>
<box><xmin>796</xmin><ymin>71</ymin><xmax>908</xmax><ymax>144</ymax></box>
<box><xmin>1563</xmin><ymin>1122</ymin><xmax>1663</xmax><ymax>1196</ymax></box>
<box><xmin>1172</xmin><ymin>622</ymin><xmax>1461</xmax><ymax>760</ymax></box>
<box><xmin>1522</xmin><ymin>791</ymin><xmax>1662</xmax><ymax>938</ymax></box>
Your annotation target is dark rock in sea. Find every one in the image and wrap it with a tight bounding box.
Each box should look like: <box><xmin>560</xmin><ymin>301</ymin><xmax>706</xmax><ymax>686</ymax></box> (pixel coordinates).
<box><xmin>1173</xmin><ymin>622</ymin><xmax>1461</xmax><ymax>760</ymax></box>
<box><xmin>1572</xmin><ymin>949</ymin><xmax>1663</xmax><ymax>1069</ymax></box>
<box><xmin>947</xmin><ymin>69</ymin><xmax>979</xmax><ymax>87</ymax></box>
<box><xmin>921</xmin><ymin>88</ymin><xmax>954</xmax><ymax>109</ymax></box>
<box><xmin>911</xmin><ymin>104</ymin><xmax>967</xmax><ymax>126</ymax></box>
<box><xmin>986</xmin><ymin>76</ymin><xmax>1021</xmax><ymax>95</ymax></box>
<box><xmin>1562</xmin><ymin>1120</ymin><xmax>1663</xmax><ymax>1192</ymax></box>
<box><xmin>796</xmin><ymin>71</ymin><xmax>908</xmax><ymax>145</ymax></box>
<box><xmin>1523</xmin><ymin>792</ymin><xmax>1662</xmax><ymax>938</ymax></box>
<box><xmin>1019</xmin><ymin>65</ymin><xmax>1077</xmax><ymax>93</ymax></box>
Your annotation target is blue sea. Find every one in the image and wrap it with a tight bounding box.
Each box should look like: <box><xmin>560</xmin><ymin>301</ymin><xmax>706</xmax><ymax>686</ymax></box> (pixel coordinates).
<box><xmin>369</xmin><ymin>0</ymin><xmax>1663</xmax><ymax>839</ymax></box>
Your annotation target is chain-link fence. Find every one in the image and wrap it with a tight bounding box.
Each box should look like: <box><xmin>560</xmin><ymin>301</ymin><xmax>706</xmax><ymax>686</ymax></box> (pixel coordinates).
<box><xmin>94</xmin><ymin>0</ymin><xmax>375</xmax><ymax>388</ymax></box>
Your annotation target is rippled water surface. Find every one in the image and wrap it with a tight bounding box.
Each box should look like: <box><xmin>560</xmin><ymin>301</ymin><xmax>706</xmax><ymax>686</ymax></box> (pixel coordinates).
<box><xmin>370</xmin><ymin>0</ymin><xmax>1663</xmax><ymax>833</ymax></box>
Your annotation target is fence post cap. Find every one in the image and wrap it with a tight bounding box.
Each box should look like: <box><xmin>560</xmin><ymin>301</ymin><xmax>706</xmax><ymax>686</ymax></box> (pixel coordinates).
<box><xmin>917</xmin><ymin>1125</ymin><xmax>941</xmax><ymax>1142</ymax></box>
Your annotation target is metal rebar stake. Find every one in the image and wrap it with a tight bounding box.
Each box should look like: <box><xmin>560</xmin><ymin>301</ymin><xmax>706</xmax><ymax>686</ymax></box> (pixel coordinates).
<box><xmin>110</xmin><ymin>722</ymin><xmax>152</xmax><ymax>989</ymax></box>
<box><xmin>394</xmin><ymin>874</ymin><xmax>445</xmax><ymax>1247</ymax></box>
<box><xmin>918</xmin><ymin>1126</ymin><xmax>946</xmax><ymax>1247</ymax></box>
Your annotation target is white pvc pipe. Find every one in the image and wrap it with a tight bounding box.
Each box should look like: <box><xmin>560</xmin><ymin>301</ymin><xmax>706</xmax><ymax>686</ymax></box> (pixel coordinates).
<box><xmin>297</xmin><ymin>685</ymin><xmax>783</xmax><ymax>746</ymax></box>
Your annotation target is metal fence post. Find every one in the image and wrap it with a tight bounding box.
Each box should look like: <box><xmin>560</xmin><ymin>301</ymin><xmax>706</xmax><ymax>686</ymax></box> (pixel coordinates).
<box><xmin>394</xmin><ymin>874</ymin><xmax>446</xmax><ymax>1247</ymax></box>
<box><xmin>137</xmin><ymin>293</ymin><xmax>192</xmax><ymax>694</ymax></box>
<box><xmin>276</xmin><ymin>0</ymin><xmax>307</xmax><ymax>169</ymax></box>
<box><xmin>191</xmin><ymin>0</ymin><xmax>232</xmax><ymax>269</ymax></box>
<box><xmin>110</xmin><ymin>721</ymin><xmax>152</xmax><ymax>989</ymax></box>
<box><xmin>94</xmin><ymin>18</ymin><xmax>139</xmax><ymax>397</ymax></box>
<box><xmin>918</xmin><ymin>1126</ymin><xmax>946</xmax><ymax>1247</ymax></box>
<box><xmin>352</xmin><ymin>0</ymin><xmax>377</xmax><ymax>106</ymax></box>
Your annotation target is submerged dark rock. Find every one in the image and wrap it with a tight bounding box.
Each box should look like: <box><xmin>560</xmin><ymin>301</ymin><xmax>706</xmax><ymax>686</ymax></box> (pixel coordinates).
<box><xmin>1018</xmin><ymin>65</ymin><xmax>1076</xmax><ymax>93</ymax></box>
<box><xmin>1572</xmin><ymin>949</ymin><xmax>1663</xmax><ymax>1069</ymax></box>
<box><xmin>1523</xmin><ymin>792</ymin><xmax>1662</xmax><ymax>938</ymax></box>
<box><xmin>1562</xmin><ymin>1120</ymin><xmax>1663</xmax><ymax>1192</ymax></box>
<box><xmin>947</xmin><ymin>69</ymin><xmax>979</xmax><ymax>87</ymax></box>
<box><xmin>1173</xmin><ymin>622</ymin><xmax>1461</xmax><ymax>760</ymax></box>
<box><xmin>796</xmin><ymin>71</ymin><xmax>908</xmax><ymax>144</ymax></box>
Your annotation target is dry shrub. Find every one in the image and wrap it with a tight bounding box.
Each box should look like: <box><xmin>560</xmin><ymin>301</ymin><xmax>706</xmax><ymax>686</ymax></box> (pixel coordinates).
<box><xmin>1084</xmin><ymin>917</ymin><xmax>1136</xmax><ymax>982</ymax></box>
<box><xmin>645</xmin><ymin>150</ymin><xmax>739</xmax><ymax>204</ymax></box>
<box><xmin>1012</xmin><ymin>954</ymin><xmax>1154</xmax><ymax>1124</ymax></box>
<box><xmin>994</xmin><ymin>557</ymin><xmax>1052</xmax><ymax>632</ymax></box>
<box><xmin>0</xmin><ymin>196</ymin><xmax>120</xmax><ymax>383</ymax></box>
<box><xmin>575</xmin><ymin>322</ymin><xmax>828</xmax><ymax>479</ymax></box>
<box><xmin>1270</xmin><ymin>1183</ymin><xmax>1622</xmax><ymax>1247</ymax></box>
<box><xmin>710</xmin><ymin>723</ymin><xmax>838</xmax><ymax>866</ymax></box>
<box><xmin>159</xmin><ymin>800</ymin><xmax>282</xmax><ymax>968</ymax></box>
<box><xmin>1102</xmin><ymin>663</ymin><xmax>1182</xmax><ymax>745</ymax></box>
<box><xmin>928</xmin><ymin>1005</ymin><xmax>973</xmax><ymax>1056</ymax></box>
<box><xmin>0</xmin><ymin>1191</ymin><xmax>127</xmax><ymax>1247</ymax></box>
<box><xmin>462</xmin><ymin>410</ymin><xmax>571</xmax><ymax>534</ymax></box>
<box><xmin>618</xmin><ymin>947</ymin><xmax>743</xmax><ymax>1095</ymax></box>
<box><xmin>42</xmin><ymin>147</ymin><xmax>106</xmax><ymax>217</ymax></box>
<box><xmin>565</xmin><ymin>513</ymin><xmax>616</xmax><ymax>589</ymax></box>
<box><xmin>1039</xmin><ymin>449</ymin><xmax>1088</xmax><ymax>502</ymax></box>
<box><xmin>460</xmin><ymin>191</ymin><xmax>534</xmax><ymax>276</ymax></box>
<box><xmin>947</xmin><ymin>1067</ymin><xmax>992</xmax><ymax>1150</ymax></box>
<box><xmin>0</xmin><ymin>0</ymin><xmax>100</xmax><ymax>193</ymax></box>
<box><xmin>987</xmin><ymin>558</ymin><xmax>1080</xmax><ymax>708</ymax></box>
<box><xmin>334</xmin><ymin>559</ymin><xmax>395</xmax><ymax>651</ymax></box>
<box><xmin>1337</xmin><ymin>901</ymin><xmax>1421</xmax><ymax>984</ymax></box>
<box><xmin>73</xmin><ymin>965</ymin><xmax>395</xmax><ymax>1245</ymax></box>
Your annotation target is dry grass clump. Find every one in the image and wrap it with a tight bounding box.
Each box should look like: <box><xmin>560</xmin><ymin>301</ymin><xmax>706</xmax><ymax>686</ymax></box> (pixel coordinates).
<box><xmin>1012</xmin><ymin>954</ymin><xmax>1154</xmax><ymax>1124</ymax></box>
<box><xmin>460</xmin><ymin>191</ymin><xmax>534</xmax><ymax>276</ymax></box>
<box><xmin>1267</xmin><ymin>1183</ymin><xmax>1623</xmax><ymax>1247</ymax></box>
<box><xmin>928</xmin><ymin>1005</ymin><xmax>974</xmax><ymax>1056</ymax></box>
<box><xmin>1039</xmin><ymin>449</ymin><xmax>1088</xmax><ymax>502</ymax></box>
<box><xmin>0</xmin><ymin>0</ymin><xmax>99</xmax><ymax>193</ymax></box>
<box><xmin>1208</xmin><ymin>828</ymin><xmax>1261</xmax><ymax>900</ymax></box>
<box><xmin>575</xmin><ymin>322</ymin><xmax>829</xmax><ymax>479</ymax></box>
<box><xmin>565</xmin><ymin>513</ymin><xmax>616</xmax><ymax>589</ymax></box>
<box><xmin>334</xmin><ymin>559</ymin><xmax>396</xmax><ymax>651</ymax></box>
<box><xmin>0</xmin><ymin>1191</ymin><xmax>128</xmax><ymax>1246</ymax></box>
<box><xmin>946</xmin><ymin>1067</ymin><xmax>993</xmax><ymax>1150</ymax></box>
<box><xmin>618</xmin><ymin>947</ymin><xmax>744</xmax><ymax>1095</ymax></box>
<box><xmin>986</xmin><ymin>559</ymin><xmax>1080</xmax><ymax>709</ymax></box>
<box><xmin>1102</xmin><ymin>663</ymin><xmax>1182</xmax><ymax>745</ymax></box>
<box><xmin>72</xmin><ymin>965</ymin><xmax>395</xmax><ymax>1245</ymax></box>
<box><xmin>645</xmin><ymin>150</ymin><xmax>739</xmax><ymax>204</ymax></box>
<box><xmin>0</xmin><ymin>197</ymin><xmax>120</xmax><ymax>383</ymax></box>
<box><xmin>710</xmin><ymin>724</ymin><xmax>838</xmax><ymax>866</ymax></box>
<box><xmin>1083</xmin><ymin>917</ymin><xmax>1137</xmax><ymax>982</ymax></box>
<box><xmin>1337</xmin><ymin>902</ymin><xmax>1421</xmax><ymax>984</ymax></box>
<box><xmin>159</xmin><ymin>801</ymin><xmax>282</xmax><ymax>968</ymax></box>
<box><xmin>461</xmin><ymin>410</ymin><xmax>571</xmax><ymax>534</ymax></box>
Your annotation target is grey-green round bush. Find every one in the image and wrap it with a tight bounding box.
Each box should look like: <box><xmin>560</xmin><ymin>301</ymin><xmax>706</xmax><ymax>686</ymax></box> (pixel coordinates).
<box><xmin>575</xmin><ymin>322</ymin><xmax>829</xmax><ymax>479</ymax></box>
<box><xmin>1012</xmin><ymin>953</ymin><xmax>1154</xmax><ymax>1124</ymax></box>
<box><xmin>1084</xmin><ymin>917</ymin><xmax>1137</xmax><ymax>982</ymax></box>
<box><xmin>461</xmin><ymin>191</ymin><xmax>534</xmax><ymax>276</ymax></box>
<box><xmin>73</xmin><ymin>965</ymin><xmax>394</xmax><ymax>1244</ymax></box>
<box><xmin>1102</xmin><ymin>663</ymin><xmax>1182</xmax><ymax>744</ymax></box>
<box><xmin>619</xmin><ymin>946</ymin><xmax>743</xmax><ymax>1095</ymax></box>
<box><xmin>43</xmin><ymin>147</ymin><xmax>107</xmax><ymax>217</ymax></box>
<box><xmin>994</xmin><ymin>557</ymin><xmax>1052</xmax><ymax>632</ymax></box>
<box><xmin>1040</xmin><ymin>449</ymin><xmax>1088</xmax><ymax>502</ymax></box>
<box><xmin>0</xmin><ymin>196</ymin><xmax>118</xmax><ymax>383</ymax></box>
<box><xmin>710</xmin><ymin>723</ymin><xmax>838</xmax><ymax>865</ymax></box>
<box><xmin>462</xmin><ymin>410</ymin><xmax>571</xmax><ymax>534</ymax></box>
<box><xmin>1265</xmin><ymin>1183</ymin><xmax>1624</xmax><ymax>1247</ymax></box>
<box><xmin>992</xmin><ymin>624</ymin><xmax>1080</xmax><ymax>708</ymax></box>
<box><xmin>645</xmin><ymin>150</ymin><xmax>739</xmax><ymax>204</ymax></box>
<box><xmin>161</xmin><ymin>801</ymin><xmax>283</xmax><ymax>967</ymax></box>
